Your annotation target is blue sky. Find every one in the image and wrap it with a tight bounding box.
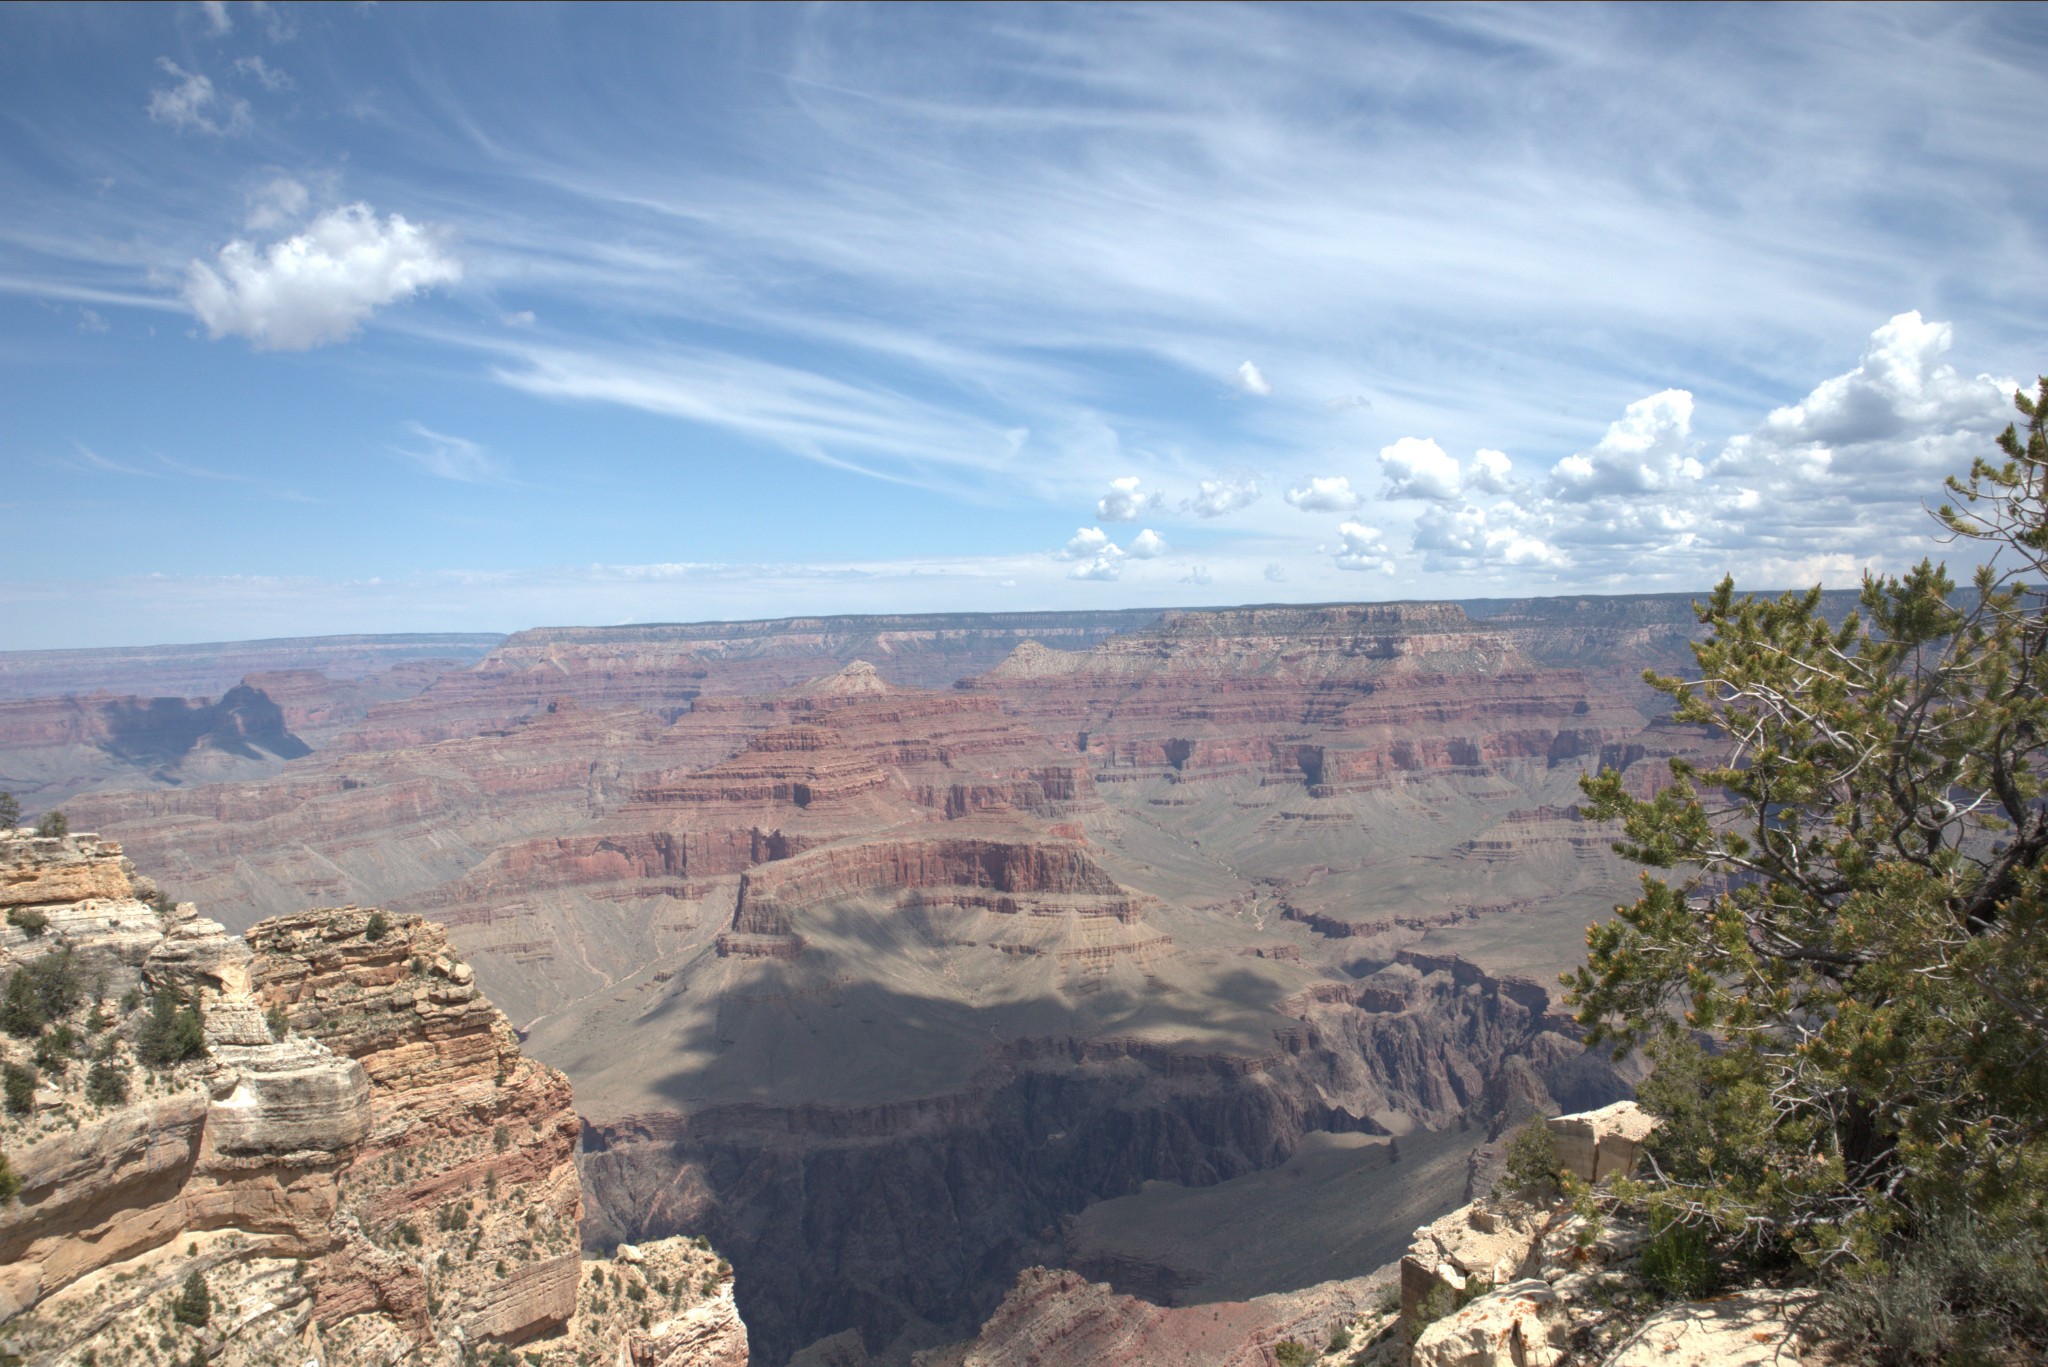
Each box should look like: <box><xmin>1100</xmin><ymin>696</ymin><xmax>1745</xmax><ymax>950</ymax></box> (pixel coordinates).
<box><xmin>3</xmin><ymin>2</ymin><xmax>2045</xmax><ymax>649</ymax></box>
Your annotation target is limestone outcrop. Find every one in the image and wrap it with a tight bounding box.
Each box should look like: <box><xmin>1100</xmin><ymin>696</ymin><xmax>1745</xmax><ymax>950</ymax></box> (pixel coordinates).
<box><xmin>0</xmin><ymin>830</ymin><xmax>749</xmax><ymax>1366</ymax></box>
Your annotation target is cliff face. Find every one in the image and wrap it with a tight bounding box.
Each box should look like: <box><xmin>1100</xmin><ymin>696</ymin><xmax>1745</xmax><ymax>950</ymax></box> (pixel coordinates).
<box><xmin>0</xmin><ymin>831</ymin><xmax>747</xmax><ymax>1367</ymax></box>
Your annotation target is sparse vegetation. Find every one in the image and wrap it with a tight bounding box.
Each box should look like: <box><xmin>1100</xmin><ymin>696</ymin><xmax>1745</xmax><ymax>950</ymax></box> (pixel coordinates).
<box><xmin>1501</xmin><ymin>1118</ymin><xmax>1560</xmax><ymax>1198</ymax></box>
<box><xmin>0</xmin><ymin>791</ymin><xmax>19</xmax><ymax>829</ymax></box>
<box><xmin>364</xmin><ymin>910</ymin><xmax>392</xmax><ymax>942</ymax></box>
<box><xmin>1272</xmin><ymin>1338</ymin><xmax>1314</xmax><ymax>1367</ymax></box>
<box><xmin>34</xmin><ymin>810</ymin><xmax>67</xmax><ymax>839</ymax></box>
<box><xmin>0</xmin><ymin>1151</ymin><xmax>20</xmax><ymax>1203</ymax></box>
<box><xmin>1637</xmin><ymin>1216</ymin><xmax>1716</xmax><ymax>1301</ymax></box>
<box><xmin>2</xmin><ymin>1063</ymin><xmax>32</xmax><ymax>1117</ymax></box>
<box><xmin>170</xmin><ymin>1270</ymin><xmax>209</xmax><ymax>1328</ymax></box>
<box><xmin>6</xmin><ymin>907</ymin><xmax>49</xmax><ymax>938</ymax></box>
<box><xmin>86</xmin><ymin>1060</ymin><xmax>129</xmax><ymax>1108</ymax></box>
<box><xmin>135</xmin><ymin>989</ymin><xmax>205</xmax><ymax>1068</ymax></box>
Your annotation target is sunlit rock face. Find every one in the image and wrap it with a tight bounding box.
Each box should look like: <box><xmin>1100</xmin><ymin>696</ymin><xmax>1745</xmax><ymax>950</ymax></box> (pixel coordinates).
<box><xmin>0</xmin><ymin>831</ymin><xmax>748</xmax><ymax>1365</ymax></box>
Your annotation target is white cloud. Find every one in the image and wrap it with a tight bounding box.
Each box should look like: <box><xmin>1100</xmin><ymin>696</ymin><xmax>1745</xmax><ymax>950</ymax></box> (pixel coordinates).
<box><xmin>1059</xmin><ymin>527</ymin><xmax>1111</xmax><ymax>559</ymax></box>
<box><xmin>1334</xmin><ymin>522</ymin><xmax>1395</xmax><ymax>573</ymax></box>
<box><xmin>1379</xmin><ymin>436</ymin><xmax>1464</xmax><ymax>501</ymax></box>
<box><xmin>1469</xmin><ymin>448</ymin><xmax>1515</xmax><ymax>495</ymax></box>
<box><xmin>1128</xmin><ymin>528</ymin><xmax>1167</xmax><ymax>558</ymax></box>
<box><xmin>1097</xmin><ymin>475</ymin><xmax>1162</xmax><ymax>521</ymax></box>
<box><xmin>392</xmin><ymin>423</ymin><xmax>502</xmax><ymax>483</ymax></box>
<box><xmin>1233</xmin><ymin>360</ymin><xmax>1272</xmax><ymax>396</ymax></box>
<box><xmin>1181</xmin><ymin>566</ymin><xmax>1212</xmax><ymax>586</ymax></box>
<box><xmin>1068</xmin><ymin>544</ymin><xmax>1126</xmax><ymax>580</ymax></box>
<box><xmin>243</xmin><ymin>177</ymin><xmax>309</xmax><ymax>231</ymax></box>
<box><xmin>147</xmin><ymin>59</ymin><xmax>250</xmax><ymax>135</ymax></box>
<box><xmin>234</xmin><ymin>55</ymin><xmax>293</xmax><ymax>92</ymax></box>
<box><xmin>1284</xmin><ymin>475</ymin><xmax>1362</xmax><ymax>512</ymax></box>
<box><xmin>183</xmin><ymin>203</ymin><xmax>462</xmax><ymax>350</ymax></box>
<box><xmin>1263</xmin><ymin>562</ymin><xmax>1287</xmax><ymax>582</ymax></box>
<box><xmin>1549</xmin><ymin>389</ymin><xmax>1700</xmax><ymax>499</ymax></box>
<box><xmin>199</xmin><ymin>1</ymin><xmax>231</xmax><ymax>34</ymax></box>
<box><xmin>1186</xmin><ymin>476</ymin><xmax>1259</xmax><ymax>517</ymax></box>
<box><xmin>1412</xmin><ymin>502</ymin><xmax>1564</xmax><ymax>569</ymax></box>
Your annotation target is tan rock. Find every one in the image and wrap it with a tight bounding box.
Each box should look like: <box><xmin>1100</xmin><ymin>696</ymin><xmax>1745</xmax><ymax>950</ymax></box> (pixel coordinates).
<box><xmin>1547</xmin><ymin>1100</ymin><xmax>1655</xmax><ymax>1184</ymax></box>
<box><xmin>1605</xmin><ymin>1290</ymin><xmax>1814</xmax><ymax>1367</ymax></box>
<box><xmin>1400</xmin><ymin>1202</ymin><xmax>1543</xmax><ymax>1327</ymax></box>
<box><xmin>1411</xmin><ymin>1279</ymin><xmax>1569</xmax><ymax>1367</ymax></box>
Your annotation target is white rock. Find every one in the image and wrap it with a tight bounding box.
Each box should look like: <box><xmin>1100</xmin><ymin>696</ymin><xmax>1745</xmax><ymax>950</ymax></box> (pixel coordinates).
<box><xmin>1413</xmin><ymin>1279</ymin><xmax>1570</xmax><ymax>1367</ymax></box>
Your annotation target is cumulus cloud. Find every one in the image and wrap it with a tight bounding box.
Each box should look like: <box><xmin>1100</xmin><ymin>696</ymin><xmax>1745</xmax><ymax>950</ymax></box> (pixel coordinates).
<box><xmin>1334</xmin><ymin>522</ymin><xmax>1395</xmax><ymax>573</ymax></box>
<box><xmin>1233</xmin><ymin>360</ymin><xmax>1272</xmax><ymax>396</ymax></box>
<box><xmin>1059</xmin><ymin>526</ymin><xmax>1113</xmax><ymax>560</ymax></box>
<box><xmin>391</xmin><ymin>423</ymin><xmax>502</xmax><ymax>483</ymax></box>
<box><xmin>183</xmin><ymin>203</ymin><xmax>462</xmax><ymax>350</ymax></box>
<box><xmin>1263</xmin><ymin>562</ymin><xmax>1288</xmax><ymax>582</ymax></box>
<box><xmin>1550</xmin><ymin>389</ymin><xmax>1701</xmax><ymax>499</ymax></box>
<box><xmin>1379</xmin><ymin>436</ymin><xmax>1464</xmax><ymax>501</ymax></box>
<box><xmin>1186</xmin><ymin>476</ymin><xmax>1259</xmax><ymax>517</ymax></box>
<box><xmin>1182</xmin><ymin>566</ymin><xmax>1212</xmax><ymax>586</ymax></box>
<box><xmin>147</xmin><ymin>59</ymin><xmax>250</xmax><ymax>135</ymax></box>
<box><xmin>1412</xmin><ymin>502</ymin><xmax>1563</xmax><ymax>569</ymax></box>
<box><xmin>1469</xmin><ymin>449</ymin><xmax>1515</xmax><ymax>495</ymax></box>
<box><xmin>1097</xmin><ymin>475</ymin><xmax>1162</xmax><ymax>521</ymax></box>
<box><xmin>1128</xmin><ymin>528</ymin><xmax>1168</xmax><ymax>558</ymax></box>
<box><xmin>199</xmin><ymin>1</ymin><xmax>231</xmax><ymax>34</ymax></box>
<box><xmin>1284</xmin><ymin>475</ymin><xmax>1362</xmax><ymax>512</ymax></box>
<box><xmin>1068</xmin><ymin>544</ymin><xmax>1126</xmax><ymax>580</ymax></box>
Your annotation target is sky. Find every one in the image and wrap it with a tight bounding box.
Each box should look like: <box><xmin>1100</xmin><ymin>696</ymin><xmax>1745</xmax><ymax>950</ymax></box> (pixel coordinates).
<box><xmin>3</xmin><ymin>2</ymin><xmax>2046</xmax><ymax>649</ymax></box>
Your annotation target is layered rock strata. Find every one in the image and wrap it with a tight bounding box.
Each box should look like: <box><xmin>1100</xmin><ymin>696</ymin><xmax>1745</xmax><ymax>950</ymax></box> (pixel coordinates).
<box><xmin>0</xmin><ymin>831</ymin><xmax>747</xmax><ymax>1366</ymax></box>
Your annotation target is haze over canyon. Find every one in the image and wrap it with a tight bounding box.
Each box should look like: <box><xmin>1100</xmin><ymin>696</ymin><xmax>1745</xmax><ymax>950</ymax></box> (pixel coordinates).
<box><xmin>0</xmin><ymin>595</ymin><xmax>1809</xmax><ymax>1363</ymax></box>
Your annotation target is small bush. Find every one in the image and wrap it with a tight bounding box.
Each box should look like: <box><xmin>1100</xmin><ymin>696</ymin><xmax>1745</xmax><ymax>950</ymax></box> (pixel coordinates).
<box><xmin>2</xmin><ymin>1063</ymin><xmax>34</xmax><ymax>1117</ymax></box>
<box><xmin>264</xmin><ymin>1003</ymin><xmax>290</xmax><ymax>1040</ymax></box>
<box><xmin>1</xmin><ymin>972</ymin><xmax>45</xmax><ymax>1039</ymax></box>
<box><xmin>1502</xmin><ymin>1118</ymin><xmax>1560</xmax><ymax>1197</ymax></box>
<box><xmin>1326</xmin><ymin>1324</ymin><xmax>1354</xmax><ymax>1352</ymax></box>
<box><xmin>393</xmin><ymin>1219</ymin><xmax>421</xmax><ymax>1246</ymax></box>
<box><xmin>364</xmin><ymin>910</ymin><xmax>391</xmax><ymax>942</ymax></box>
<box><xmin>0</xmin><ymin>791</ymin><xmax>18</xmax><ymax>829</ymax></box>
<box><xmin>1832</xmin><ymin>1216</ymin><xmax>2048</xmax><ymax>1366</ymax></box>
<box><xmin>171</xmin><ymin>1270</ymin><xmax>209</xmax><ymax>1327</ymax></box>
<box><xmin>6</xmin><ymin>907</ymin><xmax>48</xmax><ymax>938</ymax></box>
<box><xmin>32</xmin><ymin>1023</ymin><xmax>76</xmax><ymax>1076</ymax></box>
<box><xmin>86</xmin><ymin>1061</ymin><xmax>129</xmax><ymax>1107</ymax></box>
<box><xmin>34</xmin><ymin>811</ymin><xmax>67</xmax><ymax>839</ymax></box>
<box><xmin>1638</xmin><ymin>1218</ymin><xmax>1716</xmax><ymax>1300</ymax></box>
<box><xmin>494</xmin><ymin>1122</ymin><xmax>512</xmax><ymax>1151</ymax></box>
<box><xmin>0</xmin><ymin>1151</ymin><xmax>22</xmax><ymax>1203</ymax></box>
<box><xmin>1272</xmin><ymin>1340</ymin><xmax>1314</xmax><ymax>1367</ymax></box>
<box><xmin>136</xmin><ymin>989</ymin><xmax>206</xmax><ymax>1068</ymax></box>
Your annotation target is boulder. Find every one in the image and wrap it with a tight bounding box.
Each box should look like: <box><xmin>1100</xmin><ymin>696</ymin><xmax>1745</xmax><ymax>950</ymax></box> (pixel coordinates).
<box><xmin>1547</xmin><ymin>1100</ymin><xmax>1655</xmax><ymax>1184</ymax></box>
<box><xmin>1411</xmin><ymin>1279</ymin><xmax>1569</xmax><ymax>1367</ymax></box>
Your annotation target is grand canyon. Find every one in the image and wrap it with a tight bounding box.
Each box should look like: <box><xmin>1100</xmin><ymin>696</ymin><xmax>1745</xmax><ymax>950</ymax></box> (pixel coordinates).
<box><xmin>0</xmin><ymin>595</ymin><xmax>1838</xmax><ymax>1365</ymax></box>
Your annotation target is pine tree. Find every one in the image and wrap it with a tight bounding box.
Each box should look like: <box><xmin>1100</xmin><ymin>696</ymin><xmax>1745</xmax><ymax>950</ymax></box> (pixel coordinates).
<box><xmin>172</xmin><ymin>1269</ymin><xmax>210</xmax><ymax>1327</ymax></box>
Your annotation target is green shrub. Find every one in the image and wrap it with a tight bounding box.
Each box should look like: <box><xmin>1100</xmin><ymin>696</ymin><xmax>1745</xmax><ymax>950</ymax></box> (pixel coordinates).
<box><xmin>0</xmin><ymin>791</ymin><xmax>19</xmax><ymax>829</ymax></box>
<box><xmin>33</xmin><ymin>811</ymin><xmax>66</xmax><ymax>839</ymax></box>
<box><xmin>1638</xmin><ymin>1218</ymin><xmax>1716</xmax><ymax>1300</ymax></box>
<box><xmin>6</xmin><ymin>907</ymin><xmax>47</xmax><ymax>938</ymax></box>
<box><xmin>264</xmin><ymin>1003</ymin><xmax>290</xmax><ymax>1040</ymax></box>
<box><xmin>0</xmin><ymin>1151</ymin><xmax>20</xmax><ymax>1203</ymax></box>
<box><xmin>1831</xmin><ymin>1216</ymin><xmax>2048</xmax><ymax>1365</ymax></box>
<box><xmin>1502</xmin><ymin>1118</ymin><xmax>1560</xmax><ymax>1197</ymax></box>
<box><xmin>26</xmin><ymin>945</ymin><xmax>82</xmax><ymax>1020</ymax></box>
<box><xmin>136</xmin><ymin>989</ymin><xmax>206</xmax><ymax>1068</ymax></box>
<box><xmin>2</xmin><ymin>1062</ymin><xmax>35</xmax><ymax>1117</ymax></box>
<box><xmin>1272</xmin><ymin>1340</ymin><xmax>1314</xmax><ymax>1367</ymax></box>
<box><xmin>86</xmin><ymin>1061</ymin><xmax>129</xmax><ymax>1107</ymax></box>
<box><xmin>171</xmin><ymin>1270</ymin><xmax>209</xmax><ymax>1327</ymax></box>
<box><xmin>0</xmin><ymin>973</ymin><xmax>43</xmax><ymax>1039</ymax></box>
<box><xmin>32</xmin><ymin>1022</ymin><xmax>75</xmax><ymax>1077</ymax></box>
<box><xmin>1326</xmin><ymin>1324</ymin><xmax>1354</xmax><ymax>1352</ymax></box>
<box><xmin>364</xmin><ymin>910</ymin><xmax>391</xmax><ymax>942</ymax></box>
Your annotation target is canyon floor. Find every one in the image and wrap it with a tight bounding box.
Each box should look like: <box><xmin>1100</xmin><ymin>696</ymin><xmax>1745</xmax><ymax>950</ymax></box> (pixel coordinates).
<box><xmin>0</xmin><ymin>596</ymin><xmax>1817</xmax><ymax>1365</ymax></box>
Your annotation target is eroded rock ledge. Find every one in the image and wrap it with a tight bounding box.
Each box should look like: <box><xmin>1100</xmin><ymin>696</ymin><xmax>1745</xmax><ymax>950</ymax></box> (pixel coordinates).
<box><xmin>0</xmin><ymin>830</ymin><xmax>748</xmax><ymax>1366</ymax></box>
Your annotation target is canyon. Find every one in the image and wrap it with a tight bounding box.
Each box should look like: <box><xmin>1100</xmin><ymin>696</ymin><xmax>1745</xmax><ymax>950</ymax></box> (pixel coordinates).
<box><xmin>0</xmin><ymin>596</ymin><xmax>1833</xmax><ymax>1364</ymax></box>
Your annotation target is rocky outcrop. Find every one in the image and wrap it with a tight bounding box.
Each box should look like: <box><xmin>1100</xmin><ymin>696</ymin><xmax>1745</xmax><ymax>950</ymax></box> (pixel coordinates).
<box><xmin>919</xmin><ymin>1264</ymin><xmax>1396</xmax><ymax>1367</ymax></box>
<box><xmin>0</xmin><ymin>832</ymin><xmax>751</xmax><ymax>1366</ymax></box>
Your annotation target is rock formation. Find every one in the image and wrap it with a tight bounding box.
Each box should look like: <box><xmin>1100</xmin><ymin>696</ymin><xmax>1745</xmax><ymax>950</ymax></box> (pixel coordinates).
<box><xmin>26</xmin><ymin>599</ymin><xmax>1775</xmax><ymax>1364</ymax></box>
<box><xmin>0</xmin><ymin>829</ymin><xmax>746</xmax><ymax>1366</ymax></box>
